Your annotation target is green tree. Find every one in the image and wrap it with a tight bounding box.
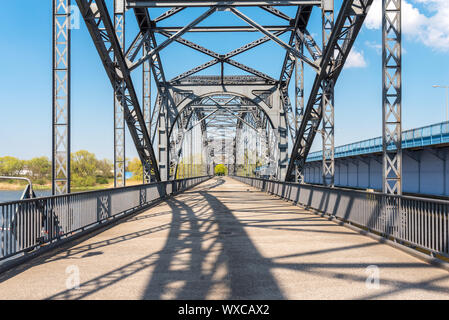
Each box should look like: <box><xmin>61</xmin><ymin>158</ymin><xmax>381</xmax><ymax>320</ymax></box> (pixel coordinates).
<box><xmin>25</xmin><ymin>157</ymin><xmax>51</xmax><ymax>184</ymax></box>
<box><xmin>96</xmin><ymin>159</ymin><xmax>113</xmax><ymax>179</ymax></box>
<box><xmin>0</xmin><ymin>156</ymin><xmax>24</xmax><ymax>176</ymax></box>
<box><xmin>128</xmin><ymin>157</ymin><xmax>143</xmax><ymax>181</ymax></box>
<box><xmin>71</xmin><ymin>150</ymin><xmax>98</xmax><ymax>187</ymax></box>
<box><xmin>214</xmin><ymin>164</ymin><xmax>228</xmax><ymax>176</ymax></box>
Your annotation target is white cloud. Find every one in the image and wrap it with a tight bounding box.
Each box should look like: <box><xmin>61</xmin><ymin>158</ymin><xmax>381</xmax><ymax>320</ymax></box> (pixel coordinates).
<box><xmin>345</xmin><ymin>48</ymin><xmax>367</xmax><ymax>68</ymax></box>
<box><xmin>365</xmin><ymin>40</ymin><xmax>382</xmax><ymax>54</ymax></box>
<box><xmin>365</xmin><ymin>0</ymin><xmax>449</xmax><ymax>51</ymax></box>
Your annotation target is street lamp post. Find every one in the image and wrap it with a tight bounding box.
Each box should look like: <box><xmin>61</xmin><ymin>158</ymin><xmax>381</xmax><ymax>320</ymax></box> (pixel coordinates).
<box><xmin>433</xmin><ymin>85</ymin><xmax>449</xmax><ymax>122</ymax></box>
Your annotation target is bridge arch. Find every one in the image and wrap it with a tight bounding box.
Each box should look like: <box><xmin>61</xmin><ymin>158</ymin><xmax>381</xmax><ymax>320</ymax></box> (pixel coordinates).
<box><xmin>168</xmin><ymin>91</ymin><xmax>280</xmax><ymax>180</ymax></box>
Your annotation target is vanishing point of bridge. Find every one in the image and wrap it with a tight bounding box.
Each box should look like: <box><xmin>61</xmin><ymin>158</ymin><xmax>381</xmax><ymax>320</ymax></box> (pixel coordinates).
<box><xmin>2</xmin><ymin>0</ymin><xmax>449</xmax><ymax>300</ymax></box>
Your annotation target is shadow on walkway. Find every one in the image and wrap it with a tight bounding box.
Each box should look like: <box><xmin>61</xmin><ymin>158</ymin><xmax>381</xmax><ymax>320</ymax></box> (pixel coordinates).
<box><xmin>3</xmin><ymin>177</ymin><xmax>449</xmax><ymax>300</ymax></box>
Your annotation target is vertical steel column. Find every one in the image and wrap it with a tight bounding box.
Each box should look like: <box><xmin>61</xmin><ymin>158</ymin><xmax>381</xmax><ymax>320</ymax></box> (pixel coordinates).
<box><xmin>233</xmin><ymin>137</ymin><xmax>237</xmax><ymax>176</ymax></box>
<box><xmin>294</xmin><ymin>33</ymin><xmax>305</xmax><ymax>183</ymax></box>
<box><xmin>52</xmin><ymin>0</ymin><xmax>71</xmax><ymax>195</ymax></box>
<box><xmin>382</xmin><ymin>0</ymin><xmax>402</xmax><ymax>194</ymax></box>
<box><xmin>158</xmin><ymin>94</ymin><xmax>169</xmax><ymax>181</ymax></box>
<box><xmin>190</xmin><ymin>129</ymin><xmax>193</xmax><ymax>177</ymax></box>
<box><xmin>113</xmin><ymin>0</ymin><xmax>126</xmax><ymax>187</ymax></box>
<box><xmin>321</xmin><ymin>0</ymin><xmax>335</xmax><ymax>187</ymax></box>
<box><xmin>142</xmin><ymin>41</ymin><xmax>152</xmax><ymax>183</ymax></box>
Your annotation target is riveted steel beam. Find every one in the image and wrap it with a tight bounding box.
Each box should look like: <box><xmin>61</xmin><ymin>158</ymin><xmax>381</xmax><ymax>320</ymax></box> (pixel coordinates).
<box><xmin>279</xmin><ymin>6</ymin><xmax>312</xmax><ymax>145</ymax></box>
<box><xmin>153</xmin><ymin>25</ymin><xmax>292</xmax><ymax>33</ymax></box>
<box><xmin>286</xmin><ymin>0</ymin><xmax>374</xmax><ymax>181</ymax></box>
<box><xmin>143</xmin><ymin>40</ymin><xmax>152</xmax><ymax>183</ymax></box>
<box><xmin>129</xmin><ymin>7</ymin><xmax>217</xmax><ymax>71</ymax></box>
<box><xmin>229</xmin><ymin>7</ymin><xmax>319</xmax><ymax>71</ymax></box>
<box><xmin>382</xmin><ymin>0</ymin><xmax>402</xmax><ymax>194</ymax></box>
<box><xmin>321</xmin><ymin>0</ymin><xmax>335</xmax><ymax>187</ymax></box>
<box><xmin>259</xmin><ymin>6</ymin><xmax>292</xmax><ymax>21</ymax></box>
<box><xmin>154</xmin><ymin>7</ymin><xmax>185</xmax><ymax>22</ymax></box>
<box><xmin>113</xmin><ymin>0</ymin><xmax>126</xmax><ymax>188</ymax></box>
<box><xmin>52</xmin><ymin>0</ymin><xmax>71</xmax><ymax>195</ymax></box>
<box><xmin>127</xmin><ymin>1</ymin><xmax>322</xmax><ymax>7</ymax></box>
<box><xmin>75</xmin><ymin>0</ymin><xmax>161</xmax><ymax>181</ymax></box>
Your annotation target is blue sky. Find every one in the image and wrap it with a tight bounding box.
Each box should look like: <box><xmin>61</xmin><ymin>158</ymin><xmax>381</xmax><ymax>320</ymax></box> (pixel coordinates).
<box><xmin>0</xmin><ymin>0</ymin><xmax>448</xmax><ymax>160</ymax></box>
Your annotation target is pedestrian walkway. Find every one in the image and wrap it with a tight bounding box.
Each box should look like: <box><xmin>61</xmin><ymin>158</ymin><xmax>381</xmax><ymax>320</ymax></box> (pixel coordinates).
<box><xmin>1</xmin><ymin>177</ymin><xmax>449</xmax><ymax>299</ymax></box>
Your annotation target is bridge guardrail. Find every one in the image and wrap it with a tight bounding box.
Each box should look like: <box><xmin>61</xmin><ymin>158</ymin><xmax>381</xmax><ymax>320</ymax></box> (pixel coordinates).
<box><xmin>0</xmin><ymin>176</ymin><xmax>210</xmax><ymax>261</ymax></box>
<box><xmin>234</xmin><ymin>176</ymin><xmax>449</xmax><ymax>259</ymax></box>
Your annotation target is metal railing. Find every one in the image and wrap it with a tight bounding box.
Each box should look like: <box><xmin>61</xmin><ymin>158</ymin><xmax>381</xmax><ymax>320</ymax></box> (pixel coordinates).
<box><xmin>0</xmin><ymin>176</ymin><xmax>210</xmax><ymax>261</ymax></box>
<box><xmin>234</xmin><ymin>176</ymin><xmax>449</xmax><ymax>258</ymax></box>
<box><xmin>0</xmin><ymin>176</ymin><xmax>36</xmax><ymax>200</ymax></box>
<box><xmin>307</xmin><ymin>120</ymin><xmax>449</xmax><ymax>162</ymax></box>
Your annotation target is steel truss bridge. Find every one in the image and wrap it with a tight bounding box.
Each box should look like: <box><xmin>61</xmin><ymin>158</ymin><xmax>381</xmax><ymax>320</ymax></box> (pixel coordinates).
<box><xmin>51</xmin><ymin>0</ymin><xmax>402</xmax><ymax>196</ymax></box>
<box><xmin>7</xmin><ymin>0</ymin><xmax>449</xmax><ymax>299</ymax></box>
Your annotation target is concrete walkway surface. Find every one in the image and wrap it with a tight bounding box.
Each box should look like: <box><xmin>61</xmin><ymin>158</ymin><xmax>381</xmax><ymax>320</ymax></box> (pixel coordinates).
<box><xmin>1</xmin><ymin>177</ymin><xmax>449</xmax><ymax>299</ymax></box>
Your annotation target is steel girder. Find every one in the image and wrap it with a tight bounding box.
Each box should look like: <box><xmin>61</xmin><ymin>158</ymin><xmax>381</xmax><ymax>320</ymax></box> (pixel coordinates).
<box><xmin>126</xmin><ymin>1</ymin><xmax>322</xmax><ymax>7</ymax></box>
<box><xmin>229</xmin><ymin>7</ymin><xmax>319</xmax><ymax>71</ymax></box>
<box><xmin>75</xmin><ymin>0</ymin><xmax>161</xmax><ymax>181</ymax></box>
<box><xmin>129</xmin><ymin>7</ymin><xmax>217</xmax><ymax>71</ymax></box>
<box><xmin>260</xmin><ymin>6</ymin><xmax>292</xmax><ymax>21</ymax></box>
<box><xmin>133</xmin><ymin>8</ymin><xmax>174</xmax><ymax>180</ymax></box>
<box><xmin>321</xmin><ymin>0</ymin><xmax>335</xmax><ymax>187</ymax></box>
<box><xmin>382</xmin><ymin>0</ymin><xmax>402</xmax><ymax>194</ymax></box>
<box><xmin>154</xmin><ymin>7</ymin><xmax>185</xmax><ymax>22</ymax></box>
<box><xmin>52</xmin><ymin>0</ymin><xmax>71</xmax><ymax>195</ymax></box>
<box><xmin>294</xmin><ymin>34</ymin><xmax>305</xmax><ymax>182</ymax></box>
<box><xmin>167</xmin><ymin>31</ymin><xmax>285</xmax><ymax>85</ymax></box>
<box><xmin>113</xmin><ymin>0</ymin><xmax>126</xmax><ymax>187</ymax></box>
<box><xmin>278</xmin><ymin>6</ymin><xmax>312</xmax><ymax>143</ymax></box>
<box><xmin>151</xmin><ymin>26</ymin><xmax>292</xmax><ymax>33</ymax></box>
<box><xmin>286</xmin><ymin>0</ymin><xmax>374</xmax><ymax>182</ymax></box>
<box><xmin>143</xmin><ymin>39</ymin><xmax>152</xmax><ymax>183</ymax></box>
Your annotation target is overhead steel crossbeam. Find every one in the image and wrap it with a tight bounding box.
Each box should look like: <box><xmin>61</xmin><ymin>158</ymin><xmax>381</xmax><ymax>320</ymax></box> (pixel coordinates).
<box><xmin>260</xmin><ymin>5</ymin><xmax>292</xmax><ymax>21</ymax></box>
<box><xmin>75</xmin><ymin>0</ymin><xmax>161</xmax><ymax>181</ymax></box>
<box><xmin>286</xmin><ymin>0</ymin><xmax>374</xmax><ymax>182</ymax></box>
<box><xmin>126</xmin><ymin>1</ymin><xmax>322</xmax><ymax>7</ymax></box>
<box><xmin>166</xmin><ymin>32</ymin><xmax>280</xmax><ymax>84</ymax></box>
<box><xmin>229</xmin><ymin>7</ymin><xmax>319</xmax><ymax>71</ymax></box>
<box><xmin>169</xmin><ymin>75</ymin><xmax>272</xmax><ymax>86</ymax></box>
<box><xmin>152</xmin><ymin>26</ymin><xmax>292</xmax><ymax>32</ymax></box>
<box><xmin>129</xmin><ymin>7</ymin><xmax>217</xmax><ymax>71</ymax></box>
<box><xmin>153</xmin><ymin>6</ymin><xmax>185</xmax><ymax>22</ymax></box>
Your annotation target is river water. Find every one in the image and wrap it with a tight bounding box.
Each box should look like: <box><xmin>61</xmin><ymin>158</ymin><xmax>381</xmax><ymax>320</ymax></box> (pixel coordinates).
<box><xmin>0</xmin><ymin>190</ymin><xmax>52</xmax><ymax>203</ymax></box>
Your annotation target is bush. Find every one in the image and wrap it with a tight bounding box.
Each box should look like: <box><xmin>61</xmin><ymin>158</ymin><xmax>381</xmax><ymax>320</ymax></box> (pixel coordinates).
<box><xmin>214</xmin><ymin>164</ymin><xmax>228</xmax><ymax>176</ymax></box>
<box><xmin>72</xmin><ymin>175</ymin><xmax>96</xmax><ymax>187</ymax></box>
<box><xmin>35</xmin><ymin>178</ymin><xmax>46</xmax><ymax>185</ymax></box>
<box><xmin>96</xmin><ymin>176</ymin><xmax>109</xmax><ymax>185</ymax></box>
